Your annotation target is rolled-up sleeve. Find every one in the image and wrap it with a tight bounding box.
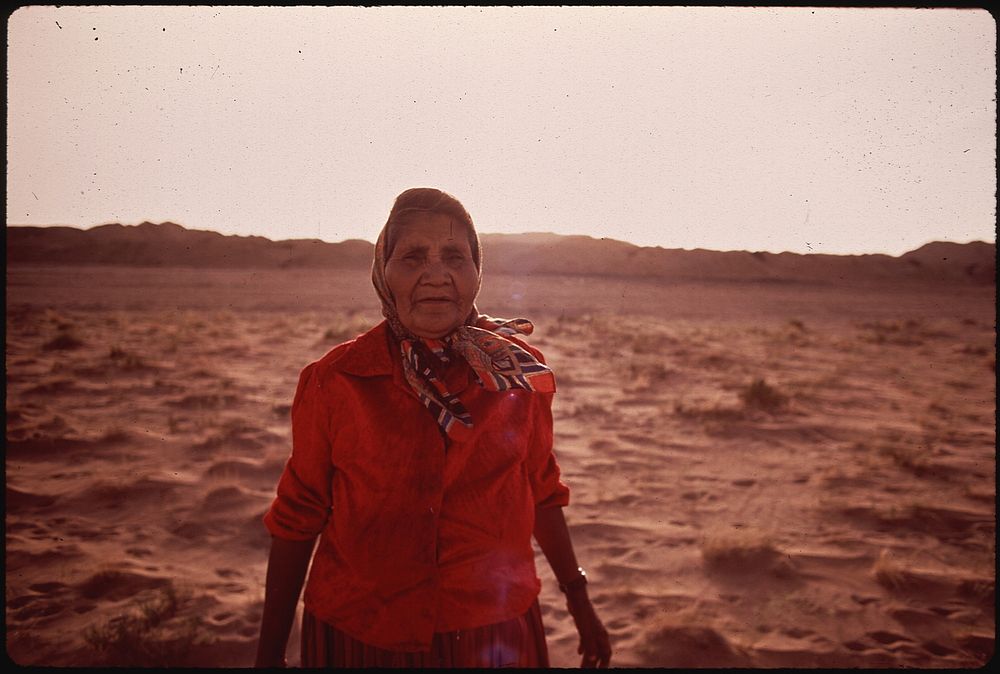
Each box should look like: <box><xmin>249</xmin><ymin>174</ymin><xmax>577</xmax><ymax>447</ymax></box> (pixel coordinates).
<box><xmin>263</xmin><ymin>362</ymin><xmax>334</xmax><ymax>540</ymax></box>
<box><xmin>526</xmin><ymin>391</ymin><xmax>570</xmax><ymax>509</ymax></box>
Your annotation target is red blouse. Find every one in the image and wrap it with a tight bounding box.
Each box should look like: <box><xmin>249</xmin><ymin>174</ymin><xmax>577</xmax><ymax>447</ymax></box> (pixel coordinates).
<box><xmin>263</xmin><ymin>320</ymin><xmax>570</xmax><ymax>652</ymax></box>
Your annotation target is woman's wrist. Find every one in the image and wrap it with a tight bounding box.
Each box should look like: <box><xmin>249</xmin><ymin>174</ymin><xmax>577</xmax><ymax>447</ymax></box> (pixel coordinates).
<box><xmin>557</xmin><ymin>566</ymin><xmax>588</xmax><ymax>594</ymax></box>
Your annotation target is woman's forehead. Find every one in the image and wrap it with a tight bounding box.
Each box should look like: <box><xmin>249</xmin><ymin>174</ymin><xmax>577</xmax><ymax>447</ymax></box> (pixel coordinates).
<box><xmin>392</xmin><ymin>213</ymin><xmax>471</xmax><ymax>249</ymax></box>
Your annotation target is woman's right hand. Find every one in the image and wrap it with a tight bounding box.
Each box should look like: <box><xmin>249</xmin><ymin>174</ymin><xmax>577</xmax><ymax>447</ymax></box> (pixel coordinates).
<box><xmin>566</xmin><ymin>587</ymin><xmax>612</xmax><ymax>668</ymax></box>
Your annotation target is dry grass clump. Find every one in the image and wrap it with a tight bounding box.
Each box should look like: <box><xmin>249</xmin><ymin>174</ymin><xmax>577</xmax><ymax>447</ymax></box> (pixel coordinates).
<box><xmin>860</xmin><ymin>435</ymin><xmax>957</xmax><ymax>481</ymax></box>
<box><xmin>544</xmin><ymin>314</ymin><xmax>590</xmax><ymax>339</ymax></box>
<box><xmin>871</xmin><ymin>549</ymin><xmax>925</xmax><ymax>593</ymax></box>
<box><xmin>630</xmin><ymin>331</ymin><xmax>677</xmax><ymax>355</ymax></box>
<box><xmin>700</xmin><ymin>530</ymin><xmax>791</xmax><ymax>576</ymax></box>
<box><xmin>42</xmin><ymin>331</ymin><xmax>84</xmax><ymax>351</ymax></box>
<box><xmin>781</xmin><ymin>318</ymin><xmax>814</xmax><ymax>346</ymax></box>
<box><xmin>109</xmin><ymin>345</ymin><xmax>148</xmax><ymax>370</ymax></box>
<box><xmin>858</xmin><ymin>320</ymin><xmax>923</xmax><ymax>346</ymax></box>
<box><xmin>321</xmin><ymin>311</ymin><xmax>375</xmax><ymax>344</ymax></box>
<box><xmin>858</xmin><ymin>318</ymin><xmax>956</xmax><ymax>346</ymax></box>
<box><xmin>738</xmin><ymin>378</ymin><xmax>788</xmax><ymax>412</ymax></box>
<box><xmin>83</xmin><ymin>585</ymin><xmax>208</xmax><ymax>666</ymax></box>
<box><xmin>873</xmin><ymin>440</ymin><xmax>932</xmax><ymax>476</ymax></box>
<box><xmin>673</xmin><ymin>400</ymin><xmax>744</xmax><ymax>422</ymax></box>
<box><xmin>639</xmin><ymin>622</ymin><xmax>750</xmax><ymax>668</ymax></box>
<box><xmin>628</xmin><ymin>360</ymin><xmax>674</xmax><ymax>387</ymax></box>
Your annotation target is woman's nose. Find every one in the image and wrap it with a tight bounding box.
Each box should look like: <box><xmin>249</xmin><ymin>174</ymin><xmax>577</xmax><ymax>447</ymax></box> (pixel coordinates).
<box><xmin>419</xmin><ymin>257</ymin><xmax>452</xmax><ymax>281</ymax></box>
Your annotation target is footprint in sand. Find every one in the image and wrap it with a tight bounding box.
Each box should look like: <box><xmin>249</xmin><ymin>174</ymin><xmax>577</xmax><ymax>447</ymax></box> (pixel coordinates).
<box><xmin>28</xmin><ymin>582</ymin><xmax>67</xmax><ymax>594</ymax></box>
<box><xmin>921</xmin><ymin>641</ymin><xmax>958</xmax><ymax>656</ymax></box>
<box><xmin>866</xmin><ymin>630</ymin><xmax>914</xmax><ymax>646</ymax></box>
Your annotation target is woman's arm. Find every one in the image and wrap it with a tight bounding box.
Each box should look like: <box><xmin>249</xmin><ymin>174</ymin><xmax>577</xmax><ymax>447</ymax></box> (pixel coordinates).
<box><xmin>254</xmin><ymin>536</ymin><xmax>317</xmax><ymax>668</ymax></box>
<box><xmin>533</xmin><ymin>506</ymin><xmax>612</xmax><ymax>668</ymax></box>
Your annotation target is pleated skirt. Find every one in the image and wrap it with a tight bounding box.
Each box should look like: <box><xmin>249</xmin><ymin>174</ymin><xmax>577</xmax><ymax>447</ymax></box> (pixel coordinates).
<box><xmin>300</xmin><ymin>601</ymin><xmax>550</xmax><ymax>668</ymax></box>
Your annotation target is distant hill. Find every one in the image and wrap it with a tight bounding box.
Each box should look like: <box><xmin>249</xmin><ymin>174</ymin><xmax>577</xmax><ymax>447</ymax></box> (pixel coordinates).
<box><xmin>5</xmin><ymin>221</ymin><xmax>995</xmax><ymax>285</ymax></box>
<box><xmin>5</xmin><ymin>222</ymin><xmax>373</xmax><ymax>270</ymax></box>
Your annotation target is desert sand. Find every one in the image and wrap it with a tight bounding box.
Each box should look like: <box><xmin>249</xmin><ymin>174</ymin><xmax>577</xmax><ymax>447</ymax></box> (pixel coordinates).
<box><xmin>5</xmin><ymin>264</ymin><xmax>995</xmax><ymax>667</ymax></box>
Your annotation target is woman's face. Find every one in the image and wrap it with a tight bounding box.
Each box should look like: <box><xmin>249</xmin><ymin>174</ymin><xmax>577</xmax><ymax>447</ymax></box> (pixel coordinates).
<box><xmin>384</xmin><ymin>212</ymin><xmax>480</xmax><ymax>339</ymax></box>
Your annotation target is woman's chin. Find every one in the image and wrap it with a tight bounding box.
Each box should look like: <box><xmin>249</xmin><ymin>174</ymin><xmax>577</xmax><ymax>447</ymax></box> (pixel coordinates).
<box><xmin>404</xmin><ymin>314</ymin><xmax>464</xmax><ymax>339</ymax></box>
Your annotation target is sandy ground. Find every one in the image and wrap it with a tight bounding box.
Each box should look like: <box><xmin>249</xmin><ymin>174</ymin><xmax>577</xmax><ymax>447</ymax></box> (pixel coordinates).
<box><xmin>5</xmin><ymin>266</ymin><xmax>995</xmax><ymax>667</ymax></box>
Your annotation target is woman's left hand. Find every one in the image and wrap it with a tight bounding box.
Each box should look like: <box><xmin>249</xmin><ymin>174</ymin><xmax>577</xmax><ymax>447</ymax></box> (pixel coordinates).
<box><xmin>566</xmin><ymin>589</ymin><xmax>612</xmax><ymax>668</ymax></box>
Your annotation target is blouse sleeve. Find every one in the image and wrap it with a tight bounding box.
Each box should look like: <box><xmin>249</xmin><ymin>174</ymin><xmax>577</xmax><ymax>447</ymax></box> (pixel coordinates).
<box><xmin>526</xmin><ymin>389</ymin><xmax>571</xmax><ymax>511</ymax></box>
<box><xmin>262</xmin><ymin>362</ymin><xmax>334</xmax><ymax>540</ymax></box>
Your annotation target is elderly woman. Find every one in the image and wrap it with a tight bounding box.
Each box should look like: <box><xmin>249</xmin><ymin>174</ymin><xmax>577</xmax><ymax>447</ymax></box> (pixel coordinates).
<box><xmin>255</xmin><ymin>188</ymin><xmax>611</xmax><ymax>668</ymax></box>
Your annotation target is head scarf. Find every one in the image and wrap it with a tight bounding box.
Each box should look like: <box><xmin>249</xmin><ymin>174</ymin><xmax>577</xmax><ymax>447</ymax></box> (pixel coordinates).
<box><xmin>371</xmin><ymin>210</ymin><xmax>555</xmax><ymax>441</ymax></box>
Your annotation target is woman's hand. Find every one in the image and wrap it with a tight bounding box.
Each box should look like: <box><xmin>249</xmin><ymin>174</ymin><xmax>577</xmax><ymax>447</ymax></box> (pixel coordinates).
<box><xmin>566</xmin><ymin>587</ymin><xmax>612</xmax><ymax>668</ymax></box>
<box><xmin>533</xmin><ymin>506</ymin><xmax>612</xmax><ymax>667</ymax></box>
<box><xmin>253</xmin><ymin>655</ymin><xmax>287</xmax><ymax>668</ymax></box>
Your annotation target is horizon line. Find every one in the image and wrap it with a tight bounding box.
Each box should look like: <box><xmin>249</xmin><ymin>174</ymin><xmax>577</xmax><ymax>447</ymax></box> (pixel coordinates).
<box><xmin>5</xmin><ymin>220</ymin><xmax>995</xmax><ymax>259</ymax></box>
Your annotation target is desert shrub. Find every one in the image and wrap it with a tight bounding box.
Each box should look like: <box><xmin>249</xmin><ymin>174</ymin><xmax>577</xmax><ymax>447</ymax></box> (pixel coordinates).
<box><xmin>700</xmin><ymin>531</ymin><xmax>793</xmax><ymax>577</ymax></box>
<box><xmin>109</xmin><ymin>346</ymin><xmax>147</xmax><ymax>370</ymax></box>
<box><xmin>631</xmin><ymin>332</ymin><xmax>675</xmax><ymax>355</ymax></box>
<box><xmin>866</xmin><ymin>437</ymin><xmax>957</xmax><ymax>480</ymax></box>
<box><xmin>546</xmin><ymin>313</ymin><xmax>591</xmax><ymax>338</ymax></box>
<box><xmin>856</xmin><ymin>319</ymin><xmax>948</xmax><ymax>346</ymax></box>
<box><xmin>639</xmin><ymin>623</ymin><xmax>749</xmax><ymax>668</ymax></box>
<box><xmin>673</xmin><ymin>400</ymin><xmax>744</xmax><ymax>422</ymax></box>
<box><xmin>738</xmin><ymin>379</ymin><xmax>787</xmax><ymax>412</ymax></box>
<box><xmin>871</xmin><ymin>549</ymin><xmax>920</xmax><ymax>592</ymax></box>
<box><xmin>43</xmin><ymin>332</ymin><xmax>84</xmax><ymax>351</ymax></box>
<box><xmin>322</xmin><ymin>313</ymin><xmax>372</xmax><ymax>344</ymax></box>
<box><xmin>628</xmin><ymin>361</ymin><xmax>673</xmax><ymax>385</ymax></box>
<box><xmin>83</xmin><ymin>585</ymin><xmax>208</xmax><ymax>667</ymax></box>
<box><xmin>875</xmin><ymin>441</ymin><xmax>930</xmax><ymax>474</ymax></box>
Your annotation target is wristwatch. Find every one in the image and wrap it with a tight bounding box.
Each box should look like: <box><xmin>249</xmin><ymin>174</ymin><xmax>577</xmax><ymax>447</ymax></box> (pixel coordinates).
<box><xmin>557</xmin><ymin>566</ymin><xmax>588</xmax><ymax>594</ymax></box>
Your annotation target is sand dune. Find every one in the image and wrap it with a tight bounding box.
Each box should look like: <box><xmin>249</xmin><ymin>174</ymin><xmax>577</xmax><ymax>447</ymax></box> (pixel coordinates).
<box><xmin>4</xmin><ymin>264</ymin><xmax>995</xmax><ymax>667</ymax></box>
<box><xmin>6</xmin><ymin>221</ymin><xmax>995</xmax><ymax>286</ymax></box>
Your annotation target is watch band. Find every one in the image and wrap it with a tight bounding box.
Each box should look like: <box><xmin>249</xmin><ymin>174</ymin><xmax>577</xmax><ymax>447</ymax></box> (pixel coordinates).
<box><xmin>557</xmin><ymin>566</ymin><xmax>588</xmax><ymax>594</ymax></box>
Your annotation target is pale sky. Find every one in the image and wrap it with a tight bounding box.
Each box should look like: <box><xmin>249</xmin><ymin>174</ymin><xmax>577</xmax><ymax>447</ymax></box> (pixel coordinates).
<box><xmin>6</xmin><ymin>6</ymin><xmax>996</xmax><ymax>255</ymax></box>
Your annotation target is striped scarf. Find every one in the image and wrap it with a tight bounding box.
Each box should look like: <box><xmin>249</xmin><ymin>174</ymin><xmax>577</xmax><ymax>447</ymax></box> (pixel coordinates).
<box><xmin>399</xmin><ymin>315</ymin><xmax>556</xmax><ymax>440</ymax></box>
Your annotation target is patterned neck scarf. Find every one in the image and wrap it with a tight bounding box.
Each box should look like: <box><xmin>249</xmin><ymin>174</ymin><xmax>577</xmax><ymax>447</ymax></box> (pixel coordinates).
<box><xmin>371</xmin><ymin>216</ymin><xmax>556</xmax><ymax>440</ymax></box>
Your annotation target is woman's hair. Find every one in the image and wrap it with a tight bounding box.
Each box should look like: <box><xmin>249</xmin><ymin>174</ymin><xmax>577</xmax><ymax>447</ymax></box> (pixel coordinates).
<box><xmin>383</xmin><ymin>188</ymin><xmax>481</xmax><ymax>269</ymax></box>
